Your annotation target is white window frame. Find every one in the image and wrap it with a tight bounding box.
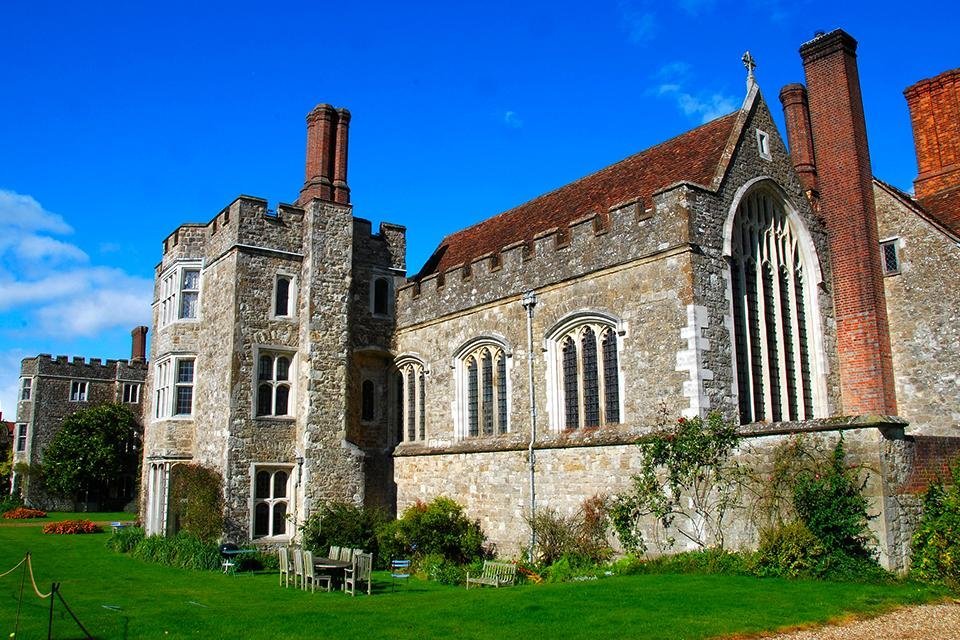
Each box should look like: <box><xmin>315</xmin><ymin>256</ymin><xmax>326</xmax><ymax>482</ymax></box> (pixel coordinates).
<box><xmin>452</xmin><ymin>338</ymin><xmax>511</xmax><ymax>439</ymax></box>
<box><xmin>250</xmin><ymin>464</ymin><xmax>295</xmax><ymax>539</ymax></box>
<box><xmin>158</xmin><ymin>260</ymin><xmax>203</xmax><ymax>328</ymax></box>
<box><xmin>69</xmin><ymin>380</ymin><xmax>89</xmax><ymax>402</ymax></box>
<box><xmin>19</xmin><ymin>377</ymin><xmax>32</xmax><ymax>402</ymax></box>
<box><xmin>15</xmin><ymin>424</ymin><xmax>28</xmax><ymax>452</ymax></box>
<box><xmin>545</xmin><ymin>313</ymin><xmax>624</xmax><ymax>432</ymax></box>
<box><xmin>395</xmin><ymin>356</ymin><xmax>426</xmax><ymax>443</ymax></box>
<box><xmin>154</xmin><ymin>355</ymin><xmax>196</xmax><ymax>418</ymax></box>
<box><xmin>123</xmin><ymin>382</ymin><xmax>141</xmax><ymax>404</ymax></box>
<box><xmin>370</xmin><ymin>274</ymin><xmax>393</xmax><ymax>317</ymax></box>
<box><xmin>272</xmin><ymin>273</ymin><xmax>297</xmax><ymax>319</ymax></box>
<box><xmin>756</xmin><ymin>128</ymin><xmax>772</xmax><ymax>161</ymax></box>
<box><xmin>254</xmin><ymin>348</ymin><xmax>295</xmax><ymax>418</ymax></box>
<box><xmin>880</xmin><ymin>238</ymin><xmax>901</xmax><ymax>276</ymax></box>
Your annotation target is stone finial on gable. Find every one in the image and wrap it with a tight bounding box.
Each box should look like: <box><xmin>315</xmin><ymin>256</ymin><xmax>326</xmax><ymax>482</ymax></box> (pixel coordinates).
<box><xmin>742</xmin><ymin>51</ymin><xmax>757</xmax><ymax>93</ymax></box>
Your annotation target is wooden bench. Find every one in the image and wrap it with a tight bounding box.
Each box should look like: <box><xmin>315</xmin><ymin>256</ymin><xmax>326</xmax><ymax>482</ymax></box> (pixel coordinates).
<box><xmin>466</xmin><ymin>561</ymin><xmax>517</xmax><ymax>589</ymax></box>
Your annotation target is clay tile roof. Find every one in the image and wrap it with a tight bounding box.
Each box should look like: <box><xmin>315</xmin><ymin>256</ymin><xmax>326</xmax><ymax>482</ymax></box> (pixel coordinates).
<box><xmin>415</xmin><ymin>112</ymin><xmax>740</xmax><ymax>278</ymax></box>
<box><xmin>918</xmin><ymin>186</ymin><xmax>960</xmax><ymax>237</ymax></box>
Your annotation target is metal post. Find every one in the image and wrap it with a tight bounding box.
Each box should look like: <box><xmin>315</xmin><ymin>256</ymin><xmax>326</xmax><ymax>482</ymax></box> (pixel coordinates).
<box><xmin>521</xmin><ymin>291</ymin><xmax>538</xmax><ymax>563</ymax></box>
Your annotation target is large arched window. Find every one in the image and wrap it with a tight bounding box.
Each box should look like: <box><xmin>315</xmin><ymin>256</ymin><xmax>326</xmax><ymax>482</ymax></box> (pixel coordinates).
<box><xmin>729</xmin><ymin>186</ymin><xmax>822</xmax><ymax>424</ymax></box>
<box><xmin>548</xmin><ymin>316</ymin><xmax>621</xmax><ymax>431</ymax></box>
<box><xmin>456</xmin><ymin>341</ymin><xmax>509</xmax><ymax>438</ymax></box>
<box><xmin>395</xmin><ymin>358</ymin><xmax>426</xmax><ymax>442</ymax></box>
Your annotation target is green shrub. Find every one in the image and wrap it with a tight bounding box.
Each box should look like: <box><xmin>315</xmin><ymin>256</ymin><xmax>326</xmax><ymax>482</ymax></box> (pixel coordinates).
<box><xmin>529</xmin><ymin>497</ymin><xmax>613</xmax><ymax>566</ymax></box>
<box><xmin>910</xmin><ymin>458</ymin><xmax>960</xmax><ymax>587</ymax></box>
<box><xmin>792</xmin><ymin>440</ymin><xmax>874</xmax><ymax>561</ymax></box>
<box><xmin>0</xmin><ymin>494</ymin><xmax>23</xmax><ymax>515</ymax></box>
<box><xmin>377</xmin><ymin>496</ymin><xmax>486</xmax><ymax>566</ymax></box>
<box><xmin>300</xmin><ymin>501</ymin><xmax>388</xmax><ymax>565</ymax></box>
<box><xmin>168</xmin><ymin>464</ymin><xmax>224</xmax><ymax>543</ymax></box>
<box><xmin>416</xmin><ymin>552</ymin><xmax>466</xmax><ymax>585</ymax></box>
<box><xmin>130</xmin><ymin>532</ymin><xmax>221</xmax><ymax>571</ymax></box>
<box><xmin>106</xmin><ymin>526</ymin><xmax>146</xmax><ymax>553</ymax></box>
<box><xmin>630</xmin><ymin>548</ymin><xmax>752</xmax><ymax>576</ymax></box>
<box><xmin>752</xmin><ymin>521</ymin><xmax>825</xmax><ymax>578</ymax></box>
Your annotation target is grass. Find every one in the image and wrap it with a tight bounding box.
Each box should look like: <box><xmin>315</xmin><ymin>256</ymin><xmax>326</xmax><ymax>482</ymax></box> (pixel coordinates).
<box><xmin>0</xmin><ymin>515</ymin><xmax>948</xmax><ymax>640</ymax></box>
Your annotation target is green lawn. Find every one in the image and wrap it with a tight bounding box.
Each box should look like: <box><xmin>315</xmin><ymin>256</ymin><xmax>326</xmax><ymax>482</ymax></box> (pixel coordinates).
<box><xmin>0</xmin><ymin>515</ymin><xmax>946</xmax><ymax>640</ymax></box>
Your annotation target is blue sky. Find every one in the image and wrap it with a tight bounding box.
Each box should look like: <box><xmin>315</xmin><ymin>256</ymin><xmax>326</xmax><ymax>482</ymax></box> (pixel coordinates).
<box><xmin>0</xmin><ymin>0</ymin><xmax>955</xmax><ymax>416</ymax></box>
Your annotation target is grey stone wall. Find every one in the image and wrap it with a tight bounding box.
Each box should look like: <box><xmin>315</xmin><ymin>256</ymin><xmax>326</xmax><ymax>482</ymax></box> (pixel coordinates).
<box><xmin>875</xmin><ymin>184</ymin><xmax>960</xmax><ymax>436</ymax></box>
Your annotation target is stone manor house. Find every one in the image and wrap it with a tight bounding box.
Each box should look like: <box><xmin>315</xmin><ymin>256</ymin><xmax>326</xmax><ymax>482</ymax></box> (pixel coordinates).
<box><xmin>137</xmin><ymin>29</ymin><xmax>959</xmax><ymax>568</ymax></box>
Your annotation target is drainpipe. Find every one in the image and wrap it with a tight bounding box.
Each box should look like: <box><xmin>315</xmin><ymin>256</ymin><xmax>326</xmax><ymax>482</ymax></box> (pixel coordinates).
<box><xmin>521</xmin><ymin>290</ymin><xmax>538</xmax><ymax>563</ymax></box>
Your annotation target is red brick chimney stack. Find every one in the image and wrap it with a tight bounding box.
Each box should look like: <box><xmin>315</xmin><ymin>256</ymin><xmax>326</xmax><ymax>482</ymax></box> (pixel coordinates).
<box><xmin>779</xmin><ymin>83</ymin><xmax>819</xmax><ymax>197</ymax></box>
<box><xmin>905</xmin><ymin>68</ymin><xmax>960</xmax><ymax>200</ymax></box>
<box><xmin>799</xmin><ymin>29</ymin><xmax>897</xmax><ymax>416</ymax></box>
<box><xmin>332</xmin><ymin>108</ymin><xmax>351</xmax><ymax>205</ymax></box>
<box><xmin>299</xmin><ymin>104</ymin><xmax>351</xmax><ymax>206</ymax></box>
<box><xmin>131</xmin><ymin>326</ymin><xmax>148</xmax><ymax>363</ymax></box>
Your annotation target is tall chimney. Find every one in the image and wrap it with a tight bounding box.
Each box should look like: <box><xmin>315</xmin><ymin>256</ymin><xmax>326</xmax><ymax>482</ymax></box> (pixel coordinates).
<box><xmin>299</xmin><ymin>104</ymin><xmax>344</xmax><ymax>205</ymax></box>
<box><xmin>131</xmin><ymin>326</ymin><xmax>148</xmax><ymax>363</ymax></box>
<box><xmin>779</xmin><ymin>83</ymin><xmax>819</xmax><ymax>197</ymax></box>
<box><xmin>333</xmin><ymin>108</ymin><xmax>351</xmax><ymax>205</ymax></box>
<box><xmin>799</xmin><ymin>29</ymin><xmax>897</xmax><ymax>416</ymax></box>
<box><xmin>905</xmin><ymin>68</ymin><xmax>960</xmax><ymax>200</ymax></box>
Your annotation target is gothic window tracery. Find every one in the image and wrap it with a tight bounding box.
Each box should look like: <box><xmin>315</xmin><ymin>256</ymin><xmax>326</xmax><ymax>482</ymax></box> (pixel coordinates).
<box><xmin>550</xmin><ymin>318</ymin><xmax>621</xmax><ymax>431</ymax></box>
<box><xmin>730</xmin><ymin>187</ymin><xmax>818</xmax><ymax>424</ymax></box>
<box><xmin>396</xmin><ymin>359</ymin><xmax>426</xmax><ymax>442</ymax></box>
<box><xmin>458</xmin><ymin>343</ymin><xmax>509</xmax><ymax>438</ymax></box>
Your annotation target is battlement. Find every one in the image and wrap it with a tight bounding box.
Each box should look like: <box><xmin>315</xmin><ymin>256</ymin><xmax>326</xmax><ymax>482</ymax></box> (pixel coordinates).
<box><xmin>396</xmin><ymin>182</ymin><xmax>705</xmax><ymax>328</ymax></box>
<box><xmin>24</xmin><ymin>354</ymin><xmax>147</xmax><ymax>380</ymax></box>
<box><xmin>159</xmin><ymin>196</ymin><xmax>308</xmax><ymax>272</ymax></box>
<box><xmin>353</xmin><ymin>217</ymin><xmax>407</xmax><ymax>272</ymax></box>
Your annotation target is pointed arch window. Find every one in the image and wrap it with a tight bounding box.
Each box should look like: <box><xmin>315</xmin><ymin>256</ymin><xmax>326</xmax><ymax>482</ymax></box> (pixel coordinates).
<box><xmin>252</xmin><ymin>466</ymin><xmax>292</xmax><ymax>538</ymax></box>
<box><xmin>396</xmin><ymin>359</ymin><xmax>426</xmax><ymax>442</ymax></box>
<box><xmin>457</xmin><ymin>341</ymin><xmax>510</xmax><ymax>438</ymax></box>
<box><xmin>550</xmin><ymin>318</ymin><xmax>622</xmax><ymax>431</ymax></box>
<box><xmin>729</xmin><ymin>187</ymin><xmax>820</xmax><ymax>424</ymax></box>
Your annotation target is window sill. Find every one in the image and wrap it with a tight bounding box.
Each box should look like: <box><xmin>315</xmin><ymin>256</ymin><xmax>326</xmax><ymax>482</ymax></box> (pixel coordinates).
<box><xmin>254</xmin><ymin>416</ymin><xmax>296</xmax><ymax>424</ymax></box>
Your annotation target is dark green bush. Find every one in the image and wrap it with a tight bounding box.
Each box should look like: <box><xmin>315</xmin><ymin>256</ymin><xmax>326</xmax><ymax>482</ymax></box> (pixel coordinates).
<box><xmin>0</xmin><ymin>494</ymin><xmax>23</xmax><ymax>515</ymax></box>
<box><xmin>168</xmin><ymin>464</ymin><xmax>224</xmax><ymax>543</ymax></box>
<box><xmin>300</xmin><ymin>501</ymin><xmax>388</xmax><ymax>565</ymax></box>
<box><xmin>106</xmin><ymin>526</ymin><xmax>146</xmax><ymax>553</ymax></box>
<box><xmin>377</xmin><ymin>496</ymin><xmax>486</xmax><ymax>566</ymax></box>
<box><xmin>793</xmin><ymin>440</ymin><xmax>874</xmax><ymax>561</ymax></box>
<box><xmin>752</xmin><ymin>521</ymin><xmax>825</xmax><ymax>578</ymax></box>
<box><xmin>417</xmin><ymin>552</ymin><xmax>467</xmax><ymax>585</ymax></box>
<box><xmin>625</xmin><ymin>548</ymin><xmax>752</xmax><ymax>576</ymax></box>
<box><xmin>910</xmin><ymin>458</ymin><xmax>960</xmax><ymax>587</ymax></box>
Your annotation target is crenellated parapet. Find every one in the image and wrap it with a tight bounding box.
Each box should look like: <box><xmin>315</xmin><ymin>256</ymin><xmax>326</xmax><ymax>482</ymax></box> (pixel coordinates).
<box><xmin>396</xmin><ymin>182</ymin><xmax>710</xmax><ymax>327</ymax></box>
<box><xmin>26</xmin><ymin>354</ymin><xmax>148</xmax><ymax>378</ymax></box>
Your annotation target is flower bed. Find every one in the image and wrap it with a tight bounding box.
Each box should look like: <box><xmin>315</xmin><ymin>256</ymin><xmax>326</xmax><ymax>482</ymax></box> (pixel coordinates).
<box><xmin>42</xmin><ymin>519</ymin><xmax>102</xmax><ymax>534</ymax></box>
<box><xmin>3</xmin><ymin>507</ymin><xmax>47</xmax><ymax>519</ymax></box>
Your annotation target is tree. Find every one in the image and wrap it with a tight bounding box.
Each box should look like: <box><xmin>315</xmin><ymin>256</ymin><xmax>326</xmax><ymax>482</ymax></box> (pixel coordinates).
<box><xmin>42</xmin><ymin>403</ymin><xmax>141</xmax><ymax>504</ymax></box>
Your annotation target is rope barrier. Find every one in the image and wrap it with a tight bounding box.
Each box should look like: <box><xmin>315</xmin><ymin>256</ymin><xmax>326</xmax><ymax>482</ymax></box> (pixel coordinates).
<box><xmin>26</xmin><ymin>554</ymin><xmax>52</xmax><ymax>599</ymax></box>
<box><xmin>0</xmin><ymin>556</ymin><xmax>26</xmax><ymax>579</ymax></box>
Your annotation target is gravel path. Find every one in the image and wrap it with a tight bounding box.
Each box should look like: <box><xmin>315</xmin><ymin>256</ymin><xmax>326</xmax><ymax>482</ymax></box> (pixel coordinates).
<box><xmin>759</xmin><ymin>602</ymin><xmax>960</xmax><ymax>639</ymax></box>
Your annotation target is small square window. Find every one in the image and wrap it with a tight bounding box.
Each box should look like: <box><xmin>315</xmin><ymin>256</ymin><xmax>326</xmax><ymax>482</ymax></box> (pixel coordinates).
<box><xmin>20</xmin><ymin>378</ymin><xmax>32</xmax><ymax>401</ymax></box>
<box><xmin>880</xmin><ymin>240</ymin><xmax>900</xmax><ymax>276</ymax></box>
<box><xmin>123</xmin><ymin>383</ymin><xmax>141</xmax><ymax>404</ymax></box>
<box><xmin>69</xmin><ymin>380</ymin><xmax>89</xmax><ymax>402</ymax></box>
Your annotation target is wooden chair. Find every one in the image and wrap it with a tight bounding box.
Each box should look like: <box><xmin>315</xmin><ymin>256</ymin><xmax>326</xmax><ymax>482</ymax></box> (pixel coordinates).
<box><xmin>292</xmin><ymin>548</ymin><xmax>305</xmax><ymax>589</ymax></box>
<box><xmin>302</xmin><ymin>550</ymin><xmax>332</xmax><ymax>592</ymax></box>
<box><xmin>329</xmin><ymin>545</ymin><xmax>341</xmax><ymax>561</ymax></box>
<box><xmin>466</xmin><ymin>561</ymin><xmax>517</xmax><ymax>589</ymax></box>
<box><xmin>344</xmin><ymin>552</ymin><xmax>373</xmax><ymax>596</ymax></box>
<box><xmin>339</xmin><ymin>547</ymin><xmax>354</xmax><ymax>563</ymax></box>
<box><xmin>278</xmin><ymin>547</ymin><xmax>292</xmax><ymax>587</ymax></box>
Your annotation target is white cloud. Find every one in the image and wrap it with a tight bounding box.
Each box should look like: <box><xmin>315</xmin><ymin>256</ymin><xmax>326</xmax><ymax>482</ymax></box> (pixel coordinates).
<box><xmin>0</xmin><ymin>190</ymin><xmax>72</xmax><ymax>234</ymax></box>
<box><xmin>503</xmin><ymin>111</ymin><xmax>523</xmax><ymax>129</ymax></box>
<box><xmin>618</xmin><ymin>1</ymin><xmax>657</xmax><ymax>44</ymax></box>
<box><xmin>0</xmin><ymin>348</ymin><xmax>27</xmax><ymax>421</ymax></box>
<box><xmin>0</xmin><ymin>190</ymin><xmax>153</xmax><ymax>338</ymax></box>
<box><xmin>651</xmin><ymin>62</ymin><xmax>738</xmax><ymax>124</ymax></box>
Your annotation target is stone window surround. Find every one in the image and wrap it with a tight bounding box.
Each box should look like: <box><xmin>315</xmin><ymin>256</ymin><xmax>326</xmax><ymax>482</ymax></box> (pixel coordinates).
<box><xmin>395</xmin><ymin>355</ymin><xmax>427</xmax><ymax>444</ymax></box>
<box><xmin>254</xmin><ymin>347</ymin><xmax>296</xmax><ymax>419</ymax></box>
<box><xmin>249</xmin><ymin>463</ymin><xmax>296</xmax><ymax>540</ymax></box>
<box><xmin>157</xmin><ymin>260</ymin><xmax>203</xmax><ymax>328</ymax></box>
<box><xmin>544</xmin><ymin>311</ymin><xmax>626</xmax><ymax>432</ymax></box>
<box><xmin>19</xmin><ymin>377</ymin><xmax>32</xmax><ymax>401</ymax></box>
<box><xmin>721</xmin><ymin>178</ymin><xmax>830</xmax><ymax>424</ymax></box>
<box><xmin>15</xmin><ymin>423</ymin><xmax>27</xmax><ymax>452</ymax></box>
<box><xmin>451</xmin><ymin>336</ymin><xmax>512</xmax><ymax>440</ymax></box>
<box><xmin>271</xmin><ymin>272</ymin><xmax>297</xmax><ymax>320</ymax></box>
<box><xmin>370</xmin><ymin>273</ymin><xmax>393</xmax><ymax>318</ymax></box>
<box><xmin>122</xmin><ymin>382</ymin><xmax>141</xmax><ymax>404</ymax></box>
<box><xmin>755</xmin><ymin>128</ymin><xmax>773</xmax><ymax>161</ymax></box>
<box><xmin>69</xmin><ymin>380</ymin><xmax>89</xmax><ymax>402</ymax></box>
<box><xmin>880</xmin><ymin>237</ymin><xmax>901</xmax><ymax>276</ymax></box>
<box><xmin>154</xmin><ymin>353</ymin><xmax>197</xmax><ymax>419</ymax></box>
